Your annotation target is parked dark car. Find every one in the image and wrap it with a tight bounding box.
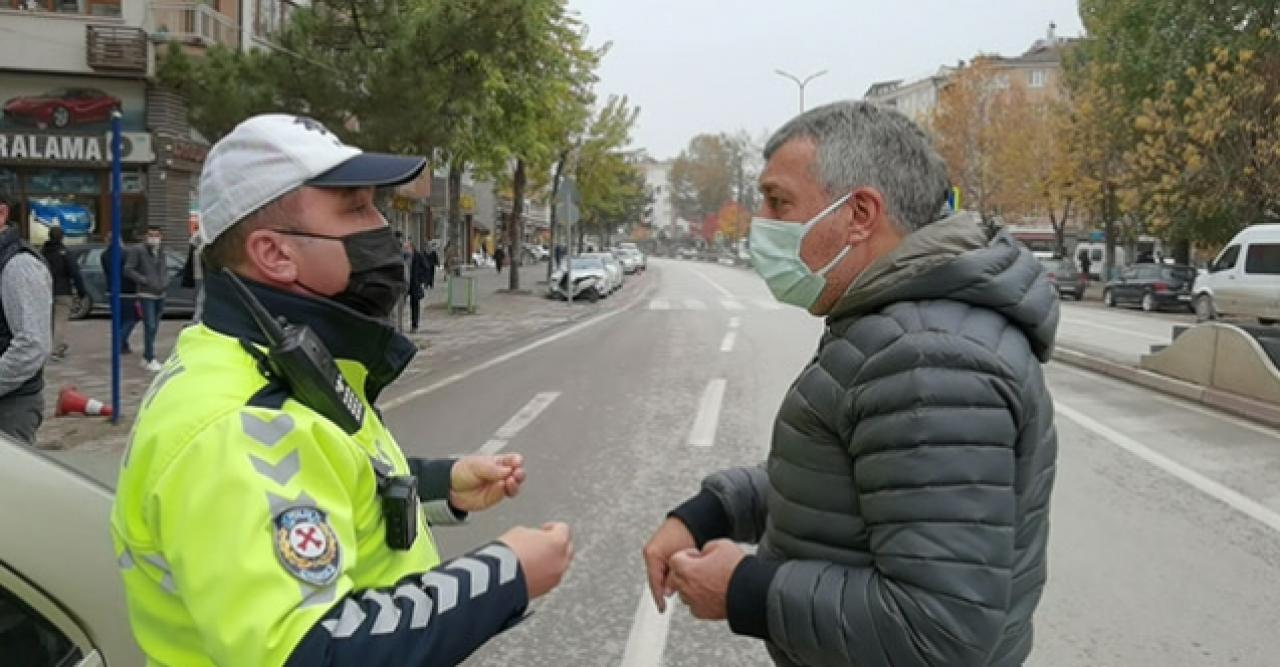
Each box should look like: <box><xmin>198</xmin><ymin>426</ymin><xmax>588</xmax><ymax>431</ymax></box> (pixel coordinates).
<box><xmin>1103</xmin><ymin>263</ymin><xmax>1196</xmax><ymax>312</ymax></box>
<box><xmin>68</xmin><ymin>244</ymin><xmax>195</xmax><ymax>319</ymax></box>
<box><xmin>1040</xmin><ymin>257</ymin><xmax>1086</xmax><ymax>300</ymax></box>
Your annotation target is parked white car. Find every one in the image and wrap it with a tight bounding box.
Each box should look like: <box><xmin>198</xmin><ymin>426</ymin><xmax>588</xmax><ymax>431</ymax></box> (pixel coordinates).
<box><xmin>585</xmin><ymin>252</ymin><xmax>624</xmax><ymax>293</ymax></box>
<box><xmin>0</xmin><ymin>433</ymin><xmax>144</xmax><ymax>666</ymax></box>
<box><xmin>1193</xmin><ymin>224</ymin><xmax>1280</xmax><ymax>324</ymax></box>
<box><xmin>615</xmin><ymin>248</ymin><xmax>645</xmax><ymax>273</ymax></box>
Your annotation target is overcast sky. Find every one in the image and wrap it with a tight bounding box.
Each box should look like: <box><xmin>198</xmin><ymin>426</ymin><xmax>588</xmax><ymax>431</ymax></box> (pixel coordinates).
<box><xmin>567</xmin><ymin>1</ymin><xmax>1085</xmax><ymax>160</ymax></box>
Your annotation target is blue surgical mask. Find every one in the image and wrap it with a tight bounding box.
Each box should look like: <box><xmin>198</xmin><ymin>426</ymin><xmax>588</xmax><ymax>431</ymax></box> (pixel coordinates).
<box><xmin>749</xmin><ymin>193</ymin><xmax>853</xmax><ymax>309</ymax></box>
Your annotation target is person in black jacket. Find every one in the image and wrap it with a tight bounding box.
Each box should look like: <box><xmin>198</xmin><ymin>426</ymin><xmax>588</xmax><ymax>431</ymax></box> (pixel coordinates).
<box><xmin>40</xmin><ymin>226</ymin><xmax>86</xmax><ymax>361</ymax></box>
<box><xmin>424</xmin><ymin>244</ymin><xmax>439</xmax><ymax>291</ymax></box>
<box><xmin>644</xmin><ymin>101</ymin><xmax>1060</xmax><ymax>667</ymax></box>
<box><xmin>408</xmin><ymin>242</ymin><xmax>432</xmax><ymax>332</ymax></box>
<box><xmin>493</xmin><ymin>245</ymin><xmax>506</xmax><ymax>274</ymax></box>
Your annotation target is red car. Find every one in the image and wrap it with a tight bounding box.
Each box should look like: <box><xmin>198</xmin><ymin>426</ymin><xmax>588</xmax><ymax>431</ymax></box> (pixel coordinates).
<box><xmin>3</xmin><ymin>88</ymin><xmax>121</xmax><ymax>129</ymax></box>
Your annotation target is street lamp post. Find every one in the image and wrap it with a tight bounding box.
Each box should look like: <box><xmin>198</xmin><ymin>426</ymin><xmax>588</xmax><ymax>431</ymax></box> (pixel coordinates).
<box><xmin>775</xmin><ymin>69</ymin><xmax>828</xmax><ymax>114</ymax></box>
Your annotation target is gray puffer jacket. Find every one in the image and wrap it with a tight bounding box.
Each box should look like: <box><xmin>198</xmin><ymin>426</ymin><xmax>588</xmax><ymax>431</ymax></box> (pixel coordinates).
<box><xmin>672</xmin><ymin>217</ymin><xmax>1059</xmax><ymax>667</ymax></box>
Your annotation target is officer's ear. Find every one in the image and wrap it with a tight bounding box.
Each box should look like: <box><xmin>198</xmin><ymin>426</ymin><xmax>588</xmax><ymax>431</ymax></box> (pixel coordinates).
<box><xmin>243</xmin><ymin>227</ymin><xmax>301</xmax><ymax>285</ymax></box>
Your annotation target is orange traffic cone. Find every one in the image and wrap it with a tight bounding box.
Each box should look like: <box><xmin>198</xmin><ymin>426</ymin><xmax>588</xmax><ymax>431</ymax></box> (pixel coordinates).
<box><xmin>56</xmin><ymin>386</ymin><xmax>113</xmax><ymax>417</ymax></box>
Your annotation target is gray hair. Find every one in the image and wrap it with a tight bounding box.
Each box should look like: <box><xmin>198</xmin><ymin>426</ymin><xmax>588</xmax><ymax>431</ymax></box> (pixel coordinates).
<box><xmin>764</xmin><ymin>100</ymin><xmax>950</xmax><ymax>234</ymax></box>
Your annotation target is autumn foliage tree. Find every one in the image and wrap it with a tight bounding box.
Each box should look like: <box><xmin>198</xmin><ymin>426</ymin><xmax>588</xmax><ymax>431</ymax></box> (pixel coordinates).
<box><xmin>930</xmin><ymin>59</ymin><xmax>1027</xmax><ymax>230</ymax></box>
<box><xmin>1129</xmin><ymin>33</ymin><xmax>1280</xmax><ymax>247</ymax></box>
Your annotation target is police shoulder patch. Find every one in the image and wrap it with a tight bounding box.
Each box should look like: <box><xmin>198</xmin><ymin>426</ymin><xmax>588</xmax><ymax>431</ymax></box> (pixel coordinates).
<box><xmin>274</xmin><ymin>506</ymin><xmax>342</xmax><ymax>586</ymax></box>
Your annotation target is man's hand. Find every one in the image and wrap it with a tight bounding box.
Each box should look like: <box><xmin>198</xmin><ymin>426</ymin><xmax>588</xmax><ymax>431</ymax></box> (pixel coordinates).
<box><xmin>449</xmin><ymin>454</ymin><xmax>526</xmax><ymax>512</ymax></box>
<box><xmin>642</xmin><ymin>517</ymin><xmax>696</xmax><ymax>613</ymax></box>
<box><xmin>667</xmin><ymin>540</ymin><xmax>745</xmax><ymax>620</ymax></box>
<box><xmin>499</xmin><ymin>523</ymin><xmax>574</xmax><ymax>600</ymax></box>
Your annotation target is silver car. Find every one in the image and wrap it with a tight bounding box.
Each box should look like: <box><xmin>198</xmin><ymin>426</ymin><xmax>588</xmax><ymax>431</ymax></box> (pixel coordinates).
<box><xmin>549</xmin><ymin>256</ymin><xmax>610</xmax><ymax>302</ymax></box>
<box><xmin>585</xmin><ymin>253</ymin><xmax>625</xmax><ymax>293</ymax></box>
<box><xmin>616</xmin><ymin>248</ymin><xmax>646</xmax><ymax>273</ymax></box>
<box><xmin>0</xmin><ymin>434</ymin><xmax>144</xmax><ymax>665</ymax></box>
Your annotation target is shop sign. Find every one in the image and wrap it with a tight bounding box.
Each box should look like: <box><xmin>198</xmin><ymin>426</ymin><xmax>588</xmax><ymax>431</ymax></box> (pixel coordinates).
<box><xmin>0</xmin><ymin>130</ymin><xmax>154</xmax><ymax>165</ymax></box>
<box><xmin>0</xmin><ymin>132</ymin><xmax>104</xmax><ymax>162</ymax></box>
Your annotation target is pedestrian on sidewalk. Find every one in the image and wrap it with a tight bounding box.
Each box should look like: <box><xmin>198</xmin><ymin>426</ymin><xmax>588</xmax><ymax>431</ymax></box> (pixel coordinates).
<box><xmin>111</xmin><ymin>114</ymin><xmax>573</xmax><ymax>667</ymax></box>
<box><xmin>102</xmin><ymin>234</ymin><xmax>141</xmax><ymax>354</ymax></box>
<box><xmin>408</xmin><ymin>241</ymin><xmax>431</xmax><ymax>332</ymax></box>
<box><xmin>424</xmin><ymin>243</ymin><xmax>439</xmax><ymax>292</ymax></box>
<box><xmin>493</xmin><ymin>245</ymin><xmax>506</xmax><ymax>274</ymax></box>
<box><xmin>40</xmin><ymin>226</ymin><xmax>86</xmax><ymax>361</ymax></box>
<box><xmin>183</xmin><ymin>230</ymin><xmax>206</xmax><ymax>323</ymax></box>
<box><xmin>0</xmin><ymin>194</ymin><xmax>52</xmax><ymax>444</ymax></box>
<box><xmin>124</xmin><ymin>225</ymin><xmax>167</xmax><ymax>372</ymax></box>
<box><xmin>644</xmin><ymin>101</ymin><xmax>1060</xmax><ymax>667</ymax></box>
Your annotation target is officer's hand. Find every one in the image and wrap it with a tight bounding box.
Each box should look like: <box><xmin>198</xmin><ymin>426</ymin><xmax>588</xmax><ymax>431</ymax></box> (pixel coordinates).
<box><xmin>642</xmin><ymin>517</ymin><xmax>696</xmax><ymax>613</ymax></box>
<box><xmin>450</xmin><ymin>454</ymin><xmax>526</xmax><ymax>512</ymax></box>
<box><xmin>499</xmin><ymin>522</ymin><xmax>574</xmax><ymax>600</ymax></box>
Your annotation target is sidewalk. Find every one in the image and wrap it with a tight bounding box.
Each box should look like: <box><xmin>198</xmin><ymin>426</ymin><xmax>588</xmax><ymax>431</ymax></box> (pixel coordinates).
<box><xmin>36</xmin><ymin>262</ymin><xmax>616</xmax><ymax>476</ymax></box>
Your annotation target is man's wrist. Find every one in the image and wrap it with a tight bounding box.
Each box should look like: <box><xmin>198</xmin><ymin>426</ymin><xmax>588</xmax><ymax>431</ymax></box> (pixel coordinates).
<box><xmin>668</xmin><ymin>489</ymin><xmax>731</xmax><ymax>548</ymax></box>
<box><xmin>726</xmin><ymin>556</ymin><xmax>780</xmax><ymax>641</ymax></box>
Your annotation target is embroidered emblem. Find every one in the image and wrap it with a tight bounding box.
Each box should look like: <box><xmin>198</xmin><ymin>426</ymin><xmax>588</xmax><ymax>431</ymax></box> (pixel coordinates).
<box><xmin>274</xmin><ymin>506</ymin><xmax>341</xmax><ymax>586</ymax></box>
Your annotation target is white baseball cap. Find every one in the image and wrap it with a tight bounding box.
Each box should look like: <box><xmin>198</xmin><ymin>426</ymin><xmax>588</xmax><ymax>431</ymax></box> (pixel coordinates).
<box><xmin>198</xmin><ymin>114</ymin><xmax>426</xmax><ymax>244</ymax></box>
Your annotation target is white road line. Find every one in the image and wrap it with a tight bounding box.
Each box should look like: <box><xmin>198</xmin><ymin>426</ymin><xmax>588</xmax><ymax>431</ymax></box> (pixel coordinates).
<box><xmin>687</xmin><ymin>379</ymin><xmax>727</xmax><ymax>447</ymax></box>
<box><xmin>478</xmin><ymin>439</ymin><xmax>508</xmax><ymax>455</ymax></box>
<box><xmin>684</xmin><ymin>299</ymin><xmax>707</xmax><ymax>311</ymax></box>
<box><xmin>720</xmin><ymin>331</ymin><xmax>737</xmax><ymax>352</ymax></box>
<box><xmin>721</xmin><ymin>299</ymin><xmax>745</xmax><ymax>311</ymax></box>
<box><xmin>619</xmin><ymin>586</ymin><xmax>672</xmax><ymax>667</ymax></box>
<box><xmin>381</xmin><ymin>282</ymin><xmax>654</xmax><ymax>412</ymax></box>
<box><xmin>1056</xmin><ymin>400</ymin><xmax>1280</xmax><ymax>535</ymax></box>
<box><xmin>1060</xmin><ymin>317</ymin><xmax>1169</xmax><ymax>343</ymax></box>
<box><xmin>754</xmin><ymin>299</ymin><xmax>782</xmax><ymax>311</ymax></box>
<box><xmin>1051</xmin><ymin>361</ymin><xmax>1280</xmax><ymax>441</ymax></box>
<box><xmin>690</xmin><ymin>269</ymin><xmax>735</xmax><ymax>299</ymax></box>
<box><xmin>728</xmin><ymin>316</ymin><xmax>742</xmax><ymax>329</ymax></box>
<box><xmin>494</xmin><ymin>392</ymin><xmax>561</xmax><ymax>439</ymax></box>
<box><xmin>649</xmin><ymin>299</ymin><xmax>671</xmax><ymax>311</ymax></box>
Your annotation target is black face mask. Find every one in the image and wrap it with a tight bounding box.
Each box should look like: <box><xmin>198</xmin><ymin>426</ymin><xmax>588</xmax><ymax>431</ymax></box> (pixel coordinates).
<box><xmin>277</xmin><ymin>226</ymin><xmax>407</xmax><ymax>320</ymax></box>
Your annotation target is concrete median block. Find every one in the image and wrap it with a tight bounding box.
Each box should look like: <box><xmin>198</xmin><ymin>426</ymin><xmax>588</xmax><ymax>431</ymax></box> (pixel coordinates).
<box><xmin>1210</xmin><ymin>326</ymin><xmax>1280</xmax><ymax>404</ymax></box>
<box><xmin>1139</xmin><ymin>324</ymin><xmax>1218</xmax><ymax>386</ymax></box>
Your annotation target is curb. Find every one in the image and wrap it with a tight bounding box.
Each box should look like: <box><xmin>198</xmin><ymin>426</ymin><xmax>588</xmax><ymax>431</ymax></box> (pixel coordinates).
<box><xmin>1052</xmin><ymin>346</ymin><xmax>1280</xmax><ymax>430</ymax></box>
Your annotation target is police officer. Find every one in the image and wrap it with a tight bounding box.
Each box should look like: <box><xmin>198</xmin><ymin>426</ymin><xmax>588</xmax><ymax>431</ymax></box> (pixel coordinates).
<box><xmin>111</xmin><ymin>115</ymin><xmax>574</xmax><ymax>666</ymax></box>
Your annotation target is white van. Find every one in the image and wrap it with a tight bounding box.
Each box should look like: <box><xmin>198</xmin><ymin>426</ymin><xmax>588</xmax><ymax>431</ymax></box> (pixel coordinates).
<box><xmin>1074</xmin><ymin>244</ymin><xmax>1127</xmax><ymax>280</ymax></box>
<box><xmin>1192</xmin><ymin>224</ymin><xmax>1280</xmax><ymax>324</ymax></box>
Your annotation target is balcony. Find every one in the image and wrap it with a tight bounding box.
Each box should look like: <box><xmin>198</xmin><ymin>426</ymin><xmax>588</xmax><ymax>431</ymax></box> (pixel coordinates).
<box><xmin>86</xmin><ymin>25</ymin><xmax>148</xmax><ymax>73</ymax></box>
<box><xmin>149</xmin><ymin>3</ymin><xmax>239</xmax><ymax>50</ymax></box>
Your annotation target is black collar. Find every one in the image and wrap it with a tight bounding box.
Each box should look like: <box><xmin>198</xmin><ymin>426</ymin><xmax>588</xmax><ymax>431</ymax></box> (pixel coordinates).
<box><xmin>202</xmin><ymin>270</ymin><xmax>416</xmax><ymax>403</ymax></box>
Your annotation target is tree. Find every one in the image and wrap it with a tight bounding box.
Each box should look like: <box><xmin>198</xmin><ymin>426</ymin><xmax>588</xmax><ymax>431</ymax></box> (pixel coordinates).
<box><xmin>931</xmin><ymin>58</ymin><xmax>1025</xmax><ymax>230</ymax></box>
<box><xmin>992</xmin><ymin>98</ymin><xmax>1078</xmax><ymax>256</ymax></box>
<box><xmin>1130</xmin><ymin>35</ymin><xmax>1280</xmax><ymax>247</ymax></box>
<box><xmin>716</xmin><ymin>201</ymin><xmax>752</xmax><ymax>248</ymax></box>
<box><xmin>668</xmin><ymin>134</ymin><xmax>734</xmax><ymax>223</ymax></box>
<box><xmin>573</xmin><ymin>98</ymin><xmax>643</xmax><ymax>251</ymax></box>
<box><xmin>1070</xmin><ymin>0</ymin><xmax>1280</xmax><ymax>260</ymax></box>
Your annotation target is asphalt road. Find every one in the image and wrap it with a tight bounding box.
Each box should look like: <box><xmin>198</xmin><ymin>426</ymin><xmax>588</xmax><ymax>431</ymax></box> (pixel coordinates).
<box><xmin>376</xmin><ymin>258</ymin><xmax>1280</xmax><ymax>667</ymax></box>
<box><xmin>1056</xmin><ymin>297</ymin><xmax>1193</xmax><ymax>365</ymax></box>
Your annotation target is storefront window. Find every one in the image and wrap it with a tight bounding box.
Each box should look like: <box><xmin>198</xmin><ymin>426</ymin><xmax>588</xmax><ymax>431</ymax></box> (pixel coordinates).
<box><xmin>26</xmin><ymin>169</ymin><xmax>99</xmax><ymax>195</ymax></box>
<box><xmin>0</xmin><ymin>168</ymin><xmax>19</xmax><ymax>198</ymax></box>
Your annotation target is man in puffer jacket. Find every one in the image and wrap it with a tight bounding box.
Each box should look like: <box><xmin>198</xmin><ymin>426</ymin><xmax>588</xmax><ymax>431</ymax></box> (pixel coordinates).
<box><xmin>643</xmin><ymin>101</ymin><xmax>1059</xmax><ymax>667</ymax></box>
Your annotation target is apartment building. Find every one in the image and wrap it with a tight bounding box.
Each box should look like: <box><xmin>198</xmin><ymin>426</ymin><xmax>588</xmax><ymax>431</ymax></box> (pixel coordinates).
<box><xmin>0</xmin><ymin>0</ymin><xmax>298</xmax><ymax>245</ymax></box>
